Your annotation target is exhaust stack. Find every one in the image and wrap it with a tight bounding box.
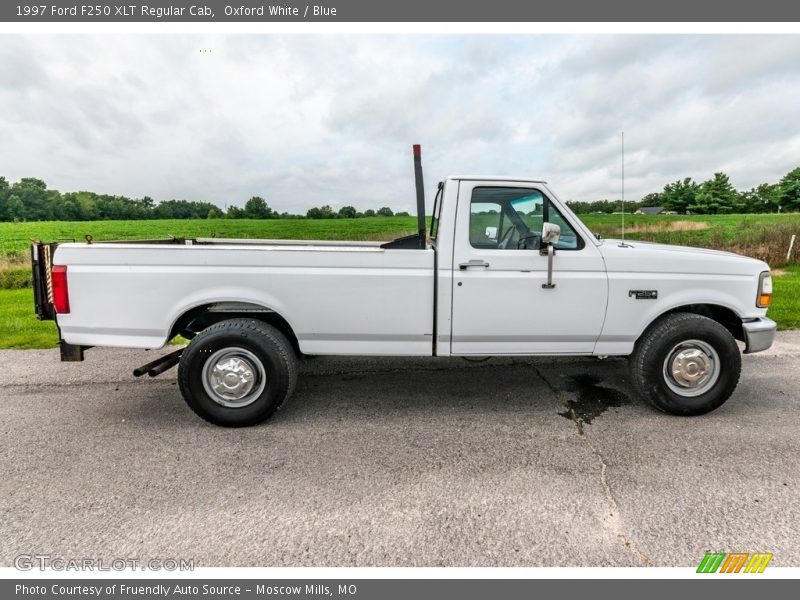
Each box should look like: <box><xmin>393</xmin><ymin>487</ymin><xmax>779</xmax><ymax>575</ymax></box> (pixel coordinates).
<box><xmin>413</xmin><ymin>144</ymin><xmax>426</xmax><ymax>249</ymax></box>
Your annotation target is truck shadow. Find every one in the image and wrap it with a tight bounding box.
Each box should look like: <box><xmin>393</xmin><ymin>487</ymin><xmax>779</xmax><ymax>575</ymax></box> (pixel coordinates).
<box><xmin>275</xmin><ymin>356</ymin><xmax>635</xmax><ymax>426</ymax></box>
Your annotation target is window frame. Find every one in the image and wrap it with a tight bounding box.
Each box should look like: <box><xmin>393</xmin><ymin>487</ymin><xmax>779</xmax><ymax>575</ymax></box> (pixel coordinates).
<box><xmin>429</xmin><ymin>182</ymin><xmax>444</xmax><ymax>243</ymax></box>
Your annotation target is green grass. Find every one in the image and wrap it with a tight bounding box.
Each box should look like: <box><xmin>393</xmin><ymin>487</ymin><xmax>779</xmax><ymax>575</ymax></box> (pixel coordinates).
<box><xmin>0</xmin><ymin>289</ymin><xmax>58</xmax><ymax>349</ymax></box>
<box><xmin>579</xmin><ymin>212</ymin><xmax>800</xmax><ymax>232</ymax></box>
<box><xmin>771</xmin><ymin>266</ymin><xmax>800</xmax><ymax>330</ymax></box>
<box><xmin>3</xmin><ymin>213</ymin><xmax>800</xmax><ymax>261</ymax></box>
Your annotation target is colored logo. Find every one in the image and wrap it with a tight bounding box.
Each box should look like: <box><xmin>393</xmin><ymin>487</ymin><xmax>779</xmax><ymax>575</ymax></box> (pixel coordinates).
<box><xmin>696</xmin><ymin>552</ymin><xmax>773</xmax><ymax>573</ymax></box>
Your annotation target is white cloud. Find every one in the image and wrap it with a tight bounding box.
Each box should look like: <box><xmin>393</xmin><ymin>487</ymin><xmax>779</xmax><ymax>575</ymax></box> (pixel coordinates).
<box><xmin>1</xmin><ymin>34</ymin><xmax>799</xmax><ymax>213</ymax></box>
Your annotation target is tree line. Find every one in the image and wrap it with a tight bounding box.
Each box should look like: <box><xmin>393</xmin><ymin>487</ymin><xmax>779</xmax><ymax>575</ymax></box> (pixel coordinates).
<box><xmin>0</xmin><ymin>177</ymin><xmax>410</xmax><ymax>222</ymax></box>
<box><xmin>2</xmin><ymin>166</ymin><xmax>798</xmax><ymax>222</ymax></box>
<box><xmin>567</xmin><ymin>166</ymin><xmax>800</xmax><ymax>215</ymax></box>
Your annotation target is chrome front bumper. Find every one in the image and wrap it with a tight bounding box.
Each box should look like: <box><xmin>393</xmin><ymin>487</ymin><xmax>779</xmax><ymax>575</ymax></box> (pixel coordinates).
<box><xmin>742</xmin><ymin>317</ymin><xmax>777</xmax><ymax>354</ymax></box>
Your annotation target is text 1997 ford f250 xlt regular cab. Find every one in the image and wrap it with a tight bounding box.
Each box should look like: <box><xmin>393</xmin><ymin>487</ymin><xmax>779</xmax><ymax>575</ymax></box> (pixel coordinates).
<box><xmin>32</xmin><ymin>147</ymin><xmax>776</xmax><ymax>426</ymax></box>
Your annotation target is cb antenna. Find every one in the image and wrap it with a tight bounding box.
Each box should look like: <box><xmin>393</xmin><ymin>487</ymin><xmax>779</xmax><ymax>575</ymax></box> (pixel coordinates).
<box><xmin>621</xmin><ymin>131</ymin><xmax>625</xmax><ymax>243</ymax></box>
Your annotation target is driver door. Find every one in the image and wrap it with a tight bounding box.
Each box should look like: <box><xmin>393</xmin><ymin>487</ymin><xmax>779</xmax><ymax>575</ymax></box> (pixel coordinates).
<box><xmin>450</xmin><ymin>181</ymin><xmax>608</xmax><ymax>355</ymax></box>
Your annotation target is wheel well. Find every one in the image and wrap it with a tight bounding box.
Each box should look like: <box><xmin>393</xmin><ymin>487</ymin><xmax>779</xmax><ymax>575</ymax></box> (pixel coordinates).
<box><xmin>169</xmin><ymin>303</ymin><xmax>301</xmax><ymax>355</ymax></box>
<box><xmin>658</xmin><ymin>304</ymin><xmax>744</xmax><ymax>342</ymax></box>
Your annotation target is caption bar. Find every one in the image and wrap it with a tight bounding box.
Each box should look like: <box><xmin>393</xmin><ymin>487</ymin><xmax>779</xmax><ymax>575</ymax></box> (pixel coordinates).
<box><xmin>4</xmin><ymin>0</ymin><xmax>800</xmax><ymax>22</ymax></box>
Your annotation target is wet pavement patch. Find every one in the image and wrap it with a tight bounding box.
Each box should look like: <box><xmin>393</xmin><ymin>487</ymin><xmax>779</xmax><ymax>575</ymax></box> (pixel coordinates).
<box><xmin>558</xmin><ymin>374</ymin><xmax>631</xmax><ymax>426</ymax></box>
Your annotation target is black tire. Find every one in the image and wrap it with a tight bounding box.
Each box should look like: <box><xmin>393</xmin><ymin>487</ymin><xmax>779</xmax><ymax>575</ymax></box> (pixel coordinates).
<box><xmin>629</xmin><ymin>312</ymin><xmax>741</xmax><ymax>416</ymax></box>
<box><xmin>178</xmin><ymin>318</ymin><xmax>297</xmax><ymax>427</ymax></box>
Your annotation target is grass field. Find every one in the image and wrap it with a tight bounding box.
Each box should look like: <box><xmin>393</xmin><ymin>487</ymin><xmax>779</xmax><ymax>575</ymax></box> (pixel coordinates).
<box><xmin>768</xmin><ymin>266</ymin><xmax>800</xmax><ymax>330</ymax></box>
<box><xmin>584</xmin><ymin>213</ymin><xmax>800</xmax><ymax>267</ymax></box>
<box><xmin>1</xmin><ymin>212</ymin><xmax>799</xmax><ymax>253</ymax></box>
<box><xmin>3</xmin><ymin>212</ymin><xmax>799</xmax><ymax>263</ymax></box>
<box><xmin>0</xmin><ymin>214</ymin><xmax>798</xmax><ymax>349</ymax></box>
<box><xmin>0</xmin><ymin>289</ymin><xmax>58</xmax><ymax>349</ymax></box>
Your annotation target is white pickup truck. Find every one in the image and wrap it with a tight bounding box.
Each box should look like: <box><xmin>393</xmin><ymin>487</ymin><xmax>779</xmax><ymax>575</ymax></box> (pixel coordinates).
<box><xmin>32</xmin><ymin>147</ymin><xmax>776</xmax><ymax>426</ymax></box>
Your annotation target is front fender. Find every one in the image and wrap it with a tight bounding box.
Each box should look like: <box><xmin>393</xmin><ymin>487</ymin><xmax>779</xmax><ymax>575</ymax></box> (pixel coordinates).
<box><xmin>594</xmin><ymin>272</ymin><xmax>765</xmax><ymax>355</ymax></box>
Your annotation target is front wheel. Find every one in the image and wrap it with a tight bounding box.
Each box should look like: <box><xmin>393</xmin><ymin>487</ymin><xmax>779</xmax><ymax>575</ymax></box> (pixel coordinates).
<box><xmin>178</xmin><ymin>318</ymin><xmax>297</xmax><ymax>427</ymax></box>
<box><xmin>629</xmin><ymin>313</ymin><xmax>741</xmax><ymax>416</ymax></box>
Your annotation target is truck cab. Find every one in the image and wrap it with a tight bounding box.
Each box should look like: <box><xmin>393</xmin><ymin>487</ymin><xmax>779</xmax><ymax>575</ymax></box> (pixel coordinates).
<box><xmin>432</xmin><ymin>176</ymin><xmax>774</xmax><ymax>355</ymax></box>
<box><xmin>434</xmin><ymin>177</ymin><xmax>608</xmax><ymax>355</ymax></box>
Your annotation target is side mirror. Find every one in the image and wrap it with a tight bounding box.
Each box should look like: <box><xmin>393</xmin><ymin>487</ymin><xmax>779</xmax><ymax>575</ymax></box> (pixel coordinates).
<box><xmin>542</xmin><ymin>222</ymin><xmax>561</xmax><ymax>245</ymax></box>
<box><xmin>541</xmin><ymin>222</ymin><xmax>560</xmax><ymax>290</ymax></box>
<box><xmin>485</xmin><ymin>226</ymin><xmax>498</xmax><ymax>240</ymax></box>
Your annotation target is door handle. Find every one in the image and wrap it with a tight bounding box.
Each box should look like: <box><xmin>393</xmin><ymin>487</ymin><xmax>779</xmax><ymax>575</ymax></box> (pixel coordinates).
<box><xmin>459</xmin><ymin>260</ymin><xmax>490</xmax><ymax>270</ymax></box>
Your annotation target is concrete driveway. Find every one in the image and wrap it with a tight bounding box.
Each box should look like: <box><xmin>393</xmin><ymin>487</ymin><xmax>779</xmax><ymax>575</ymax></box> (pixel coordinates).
<box><xmin>1</xmin><ymin>335</ymin><xmax>799</xmax><ymax>567</ymax></box>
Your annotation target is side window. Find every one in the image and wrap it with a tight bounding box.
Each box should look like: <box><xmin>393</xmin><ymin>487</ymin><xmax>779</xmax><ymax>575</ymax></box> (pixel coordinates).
<box><xmin>469</xmin><ymin>186</ymin><xmax>583</xmax><ymax>250</ymax></box>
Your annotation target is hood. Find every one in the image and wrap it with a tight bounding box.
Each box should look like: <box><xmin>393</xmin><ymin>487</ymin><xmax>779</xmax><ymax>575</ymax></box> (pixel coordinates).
<box><xmin>602</xmin><ymin>239</ymin><xmax>744</xmax><ymax>258</ymax></box>
<box><xmin>598</xmin><ymin>239</ymin><xmax>768</xmax><ymax>276</ymax></box>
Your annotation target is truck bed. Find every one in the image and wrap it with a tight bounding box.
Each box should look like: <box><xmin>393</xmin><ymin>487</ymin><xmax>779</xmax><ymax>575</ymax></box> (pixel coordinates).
<box><xmin>45</xmin><ymin>239</ymin><xmax>436</xmax><ymax>355</ymax></box>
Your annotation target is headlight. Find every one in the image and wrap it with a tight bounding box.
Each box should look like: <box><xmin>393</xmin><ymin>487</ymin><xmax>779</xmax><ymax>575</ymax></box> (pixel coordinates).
<box><xmin>757</xmin><ymin>271</ymin><xmax>772</xmax><ymax>308</ymax></box>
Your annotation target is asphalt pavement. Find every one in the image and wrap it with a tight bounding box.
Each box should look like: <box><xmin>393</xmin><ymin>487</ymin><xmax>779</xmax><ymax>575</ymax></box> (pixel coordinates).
<box><xmin>1</xmin><ymin>335</ymin><xmax>799</xmax><ymax>567</ymax></box>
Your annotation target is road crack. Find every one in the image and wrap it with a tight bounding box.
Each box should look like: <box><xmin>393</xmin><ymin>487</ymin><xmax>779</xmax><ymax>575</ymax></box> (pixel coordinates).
<box><xmin>583</xmin><ymin>434</ymin><xmax>653</xmax><ymax>566</ymax></box>
<box><xmin>534</xmin><ymin>366</ymin><xmax>652</xmax><ymax>566</ymax></box>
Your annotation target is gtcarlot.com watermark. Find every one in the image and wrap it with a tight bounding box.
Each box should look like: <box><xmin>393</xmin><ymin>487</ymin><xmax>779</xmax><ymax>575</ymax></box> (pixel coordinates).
<box><xmin>15</xmin><ymin>554</ymin><xmax>194</xmax><ymax>571</ymax></box>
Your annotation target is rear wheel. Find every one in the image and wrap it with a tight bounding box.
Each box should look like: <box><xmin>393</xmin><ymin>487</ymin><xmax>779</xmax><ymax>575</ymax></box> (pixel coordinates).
<box><xmin>178</xmin><ymin>318</ymin><xmax>297</xmax><ymax>427</ymax></box>
<box><xmin>629</xmin><ymin>313</ymin><xmax>741</xmax><ymax>416</ymax></box>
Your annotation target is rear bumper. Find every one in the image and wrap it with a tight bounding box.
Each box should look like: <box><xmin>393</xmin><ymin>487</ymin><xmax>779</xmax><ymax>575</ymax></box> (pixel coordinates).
<box><xmin>742</xmin><ymin>317</ymin><xmax>777</xmax><ymax>354</ymax></box>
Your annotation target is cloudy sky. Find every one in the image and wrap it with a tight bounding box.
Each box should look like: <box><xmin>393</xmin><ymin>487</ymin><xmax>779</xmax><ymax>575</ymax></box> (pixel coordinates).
<box><xmin>1</xmin><ymin>35</ymin><xmax>799</xmax><ymax>213</ymax></box>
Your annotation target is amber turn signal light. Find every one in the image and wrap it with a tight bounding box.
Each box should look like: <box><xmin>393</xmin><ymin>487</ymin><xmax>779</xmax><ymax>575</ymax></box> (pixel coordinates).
<box><xmin>756</xmin><ymin>272</ymin><xmax>773</xmax><ymax>308</ymax></box>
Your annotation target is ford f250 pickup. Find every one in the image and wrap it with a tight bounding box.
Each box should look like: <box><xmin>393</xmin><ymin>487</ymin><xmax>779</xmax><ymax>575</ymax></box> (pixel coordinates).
<box><xmin>32</xmin><ymin>146</ymin><xmax>776</xmax><ymax>426</ymax></box>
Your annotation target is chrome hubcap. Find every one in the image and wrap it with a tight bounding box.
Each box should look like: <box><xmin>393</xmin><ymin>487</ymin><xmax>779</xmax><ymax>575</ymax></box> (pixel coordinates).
<box><xmin>662</xmin><ymin>339</ymin><xmax>720</xmax><ymax>397</ymax></box>
<box><xmin>202</xmin><ymin>348</ymin><xmax>266</xmax><ymax>408</ymax></box>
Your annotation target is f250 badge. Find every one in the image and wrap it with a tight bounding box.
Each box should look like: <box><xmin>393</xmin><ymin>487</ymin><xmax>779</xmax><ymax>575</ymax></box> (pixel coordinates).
<box><xmin>629</xmin><ymin>290</ymin><xmax>658</xmax><ymax>300</ymax></box>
